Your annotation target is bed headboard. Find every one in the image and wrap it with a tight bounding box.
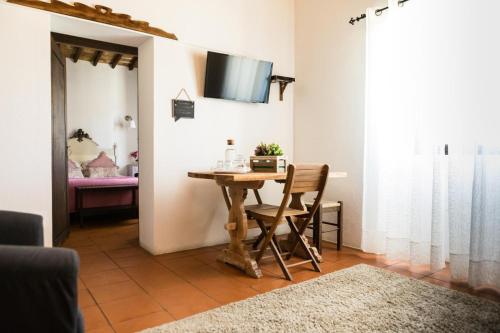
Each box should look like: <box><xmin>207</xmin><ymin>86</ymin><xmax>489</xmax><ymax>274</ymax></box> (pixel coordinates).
<box><xmin>68</xmin><ymin>129</ymin><xmax>116</xmax><ymax>166</ymax></box>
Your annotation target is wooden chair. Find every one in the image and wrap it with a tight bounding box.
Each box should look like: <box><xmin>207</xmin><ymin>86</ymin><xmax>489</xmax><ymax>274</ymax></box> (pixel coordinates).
<box><xmin>305</xmin><ymin>201</ymin><xmax>343</xmax><ymax>253</ymax></box>
<box><xmin>245</xmin><ymin>164</ymin><xmax>330</xmax><ymax>280</ymax></box>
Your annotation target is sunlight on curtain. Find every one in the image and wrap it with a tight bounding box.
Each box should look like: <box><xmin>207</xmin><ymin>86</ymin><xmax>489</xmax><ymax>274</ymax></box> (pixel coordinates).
<box><xmin>362</xmin><ymin>0</ymin><xmax>500</xmax><ymax>289</ymax></box>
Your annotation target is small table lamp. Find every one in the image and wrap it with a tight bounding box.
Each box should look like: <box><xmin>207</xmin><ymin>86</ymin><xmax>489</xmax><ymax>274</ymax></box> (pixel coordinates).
<box><xmin>124</xmin><ymin>115</ymin><xmax>136</xmax><ymax>129</ymax></box>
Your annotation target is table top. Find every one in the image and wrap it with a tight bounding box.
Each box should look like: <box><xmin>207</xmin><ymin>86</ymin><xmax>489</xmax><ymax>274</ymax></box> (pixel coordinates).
<box><xmin>188</xmin><ymin>171</ymin><xmax>347</xmax><ymax>182</ymax></box>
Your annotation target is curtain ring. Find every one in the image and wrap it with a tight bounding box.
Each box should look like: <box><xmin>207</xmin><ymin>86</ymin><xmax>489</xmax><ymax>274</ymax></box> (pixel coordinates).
<box><xmin>375</xmin><ymin>9</ymin><xmax>382</xmax><ymax>16</ymax></box>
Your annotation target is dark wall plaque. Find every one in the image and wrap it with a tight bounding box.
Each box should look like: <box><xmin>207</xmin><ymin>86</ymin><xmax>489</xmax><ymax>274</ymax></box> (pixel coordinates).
<box><xmin>172</xmin><ymin>99</ymin><xmax>195</xmax><ymax>122</ymax></box>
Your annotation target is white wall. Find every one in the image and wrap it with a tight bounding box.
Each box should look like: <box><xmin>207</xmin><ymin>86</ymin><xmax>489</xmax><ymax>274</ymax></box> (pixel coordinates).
<box><xmin>294</xmin><ymin>0</ymin><xmax>383</xmax><ymax>248</ymax></box>
<box><xmin>147</xmin><ymin>39</ymin><xmax>294</xmax><ymax>253</ymax></box>
<box><xmin>66</xmin><ymin>60</ymin><xmax>138</xmax><ymax>175</ymax></box>
<box><xmin>0</xmin><ymin>5</ymin><xmax>52</xmax><ymax>245</ymax></box>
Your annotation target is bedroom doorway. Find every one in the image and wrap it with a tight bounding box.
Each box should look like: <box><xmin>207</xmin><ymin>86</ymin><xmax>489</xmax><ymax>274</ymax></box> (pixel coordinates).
<box><xmin>51</xmin><ymin>32</ymin><xmax>140</xmax><ymax>246</ymax></box>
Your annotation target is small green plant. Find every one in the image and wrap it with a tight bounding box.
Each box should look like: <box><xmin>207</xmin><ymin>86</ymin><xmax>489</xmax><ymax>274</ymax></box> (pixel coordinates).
<box><xmin>254</xmin><ymin>142</ymin><xmax>284</xmax><ymax>156</ymax></box>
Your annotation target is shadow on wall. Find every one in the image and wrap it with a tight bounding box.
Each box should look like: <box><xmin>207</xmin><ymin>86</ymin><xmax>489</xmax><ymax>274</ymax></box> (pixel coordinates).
<box><xmin>156</xmin><ymin>180</ymin><xmax>228</xmax><ymax>252</ymax></box>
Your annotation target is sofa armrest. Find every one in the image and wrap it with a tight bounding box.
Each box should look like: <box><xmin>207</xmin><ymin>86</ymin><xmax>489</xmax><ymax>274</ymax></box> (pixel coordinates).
<box><xmin>0</xmin><ymin>245</ymin><xmax>81</xmax><ymax>333</ymax></box>
<box><xmin>0</xmin><ymin>210</ymin><xmax>44</xmax><ymax>246</ymax></box>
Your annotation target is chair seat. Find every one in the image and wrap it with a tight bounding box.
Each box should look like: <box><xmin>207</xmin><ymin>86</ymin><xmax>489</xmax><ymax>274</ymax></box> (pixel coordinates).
<box><xmin>305</xmin><ymin>201</ymin><xmax>341</xmax><ymax>209</ymax></box>
<box><xmin>247</xmin><ymin>205</ymin><xmax>308</xmax><ymax>221</ymax></box>
<box><xmin>245</xmin><ymin>204</ymin><xmax>276</xmax><ymax>211</ymax></box>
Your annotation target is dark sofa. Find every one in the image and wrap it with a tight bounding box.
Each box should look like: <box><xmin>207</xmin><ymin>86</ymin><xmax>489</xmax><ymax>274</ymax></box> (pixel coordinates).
<box><xmin>0</xmin><ymin>210</ymin><xmax>84</xmax><ymax>333</ymax></box>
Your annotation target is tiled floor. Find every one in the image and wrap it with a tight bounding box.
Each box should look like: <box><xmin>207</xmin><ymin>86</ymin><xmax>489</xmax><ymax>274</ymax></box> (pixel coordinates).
<box><xmin>64</xmin><ymin>218</ymin><xmax>500</xmax><ymax>333</ymax></box>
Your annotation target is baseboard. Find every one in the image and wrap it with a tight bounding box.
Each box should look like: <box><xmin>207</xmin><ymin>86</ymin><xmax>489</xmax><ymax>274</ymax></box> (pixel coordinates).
<box><xmin>320</xmin><ymin>239</ymin><xmax>361</xmax><ymax>251</ymax></box>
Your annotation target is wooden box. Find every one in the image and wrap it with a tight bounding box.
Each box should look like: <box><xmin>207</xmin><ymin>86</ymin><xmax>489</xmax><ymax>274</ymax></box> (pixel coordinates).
<box><xmin>250</xmin><ymin>156</ymin><xmax>287</xmax><ymax>173</ymax></box>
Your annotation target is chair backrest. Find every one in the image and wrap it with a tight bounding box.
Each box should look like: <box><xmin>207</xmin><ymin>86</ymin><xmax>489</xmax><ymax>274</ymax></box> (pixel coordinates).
<box><xmin>274</xmin><ymin>164</ymin><xmax>330</xmax><ymax>223</ymax></box>
<box><xmin>287</xmin><ymin>164</ymin><xmax>329</xmax><ymax>194</ymax></box>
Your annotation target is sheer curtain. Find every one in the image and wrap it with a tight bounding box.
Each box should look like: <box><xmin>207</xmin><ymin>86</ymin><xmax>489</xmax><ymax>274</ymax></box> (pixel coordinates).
<box><xmin>362</xmin><ymin>0</ymin><xmax>500</xmax><ymax>289</ymax></box>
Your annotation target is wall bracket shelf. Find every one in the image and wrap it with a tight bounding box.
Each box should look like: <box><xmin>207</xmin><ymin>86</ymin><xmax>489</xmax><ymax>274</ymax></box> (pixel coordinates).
<box><xmin>271</xmin><ymin>75</ymin><xmax>295</xmax><ymax>101</ymax></box>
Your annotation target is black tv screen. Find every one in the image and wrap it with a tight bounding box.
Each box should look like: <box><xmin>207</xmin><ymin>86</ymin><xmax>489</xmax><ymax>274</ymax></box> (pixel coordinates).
<box><xmin>204</xmin><ymin>51</ymin><xmax>273</xmax><ymax>104</ymax></box>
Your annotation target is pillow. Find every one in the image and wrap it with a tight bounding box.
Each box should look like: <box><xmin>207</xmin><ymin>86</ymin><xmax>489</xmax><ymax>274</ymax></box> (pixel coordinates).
<box><xmin>85</xmin><ymin>151</ymin><xmax>117</xmax><ymax>168</ymax></box>
<box><xmin>68</xmin><ymin>159</ymin><xmax>79</xmax><ymax>170</ymax></box>
<box><xmin>87</xmin><ymin>167</ymin><xmax>119</xmax><ymax>178</ymax></box>
<box><xmin>82</xmin><ymin>152</ymin><xmax>119</xmax><ymax>178</ymax></box>
<box><xmin>68</xmin><ymin>159</ymin><xmax>84</xmax><ymax>179</ymax></box>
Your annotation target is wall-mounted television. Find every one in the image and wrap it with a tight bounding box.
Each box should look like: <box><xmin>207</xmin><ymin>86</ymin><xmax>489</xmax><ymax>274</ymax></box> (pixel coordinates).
<box><xmin>204</xmin><ymin>51</ymin><xmax>273</xmax><ymax>104</ymax></box>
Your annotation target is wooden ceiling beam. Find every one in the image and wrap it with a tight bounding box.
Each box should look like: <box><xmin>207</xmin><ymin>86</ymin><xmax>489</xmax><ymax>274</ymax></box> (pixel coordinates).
<box><xmin>110</xmin><ymin>54</ymin><xmax>123</xmax><ymax>69</ymax></box>
<box><xmin>52</xmin><ymin>32</ymin><xmax>138</xmax><ymax>56</ymax></box>
<box><xmin>128</xmin><ymin>57</ymin><xmax>138</xmax><ymax>71</ymax></box>
<box><xmin>8</xmin><ymin>1</ymin><xmax>177</xmax><ymax>40</ymax></box>
<box><xmin>92</xmin><ymin>50</ymin><xmax>103</xmax><ymax>66</ymax></box>
<box><xmin>71</xmin><ymin>47</ymin><xmax>82</xmax><ymax>63</ymax></box>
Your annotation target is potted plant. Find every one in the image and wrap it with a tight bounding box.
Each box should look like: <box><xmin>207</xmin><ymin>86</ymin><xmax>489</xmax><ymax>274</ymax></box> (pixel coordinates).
<box><xmin>130</xmin><ymin>150</ymin><xmax>139</xmax><ymax>163</ymax></box>
<box><xmin>251</xmin><ymin>143</ymin><xmax>287</xmax><ymax>172</ymax></box>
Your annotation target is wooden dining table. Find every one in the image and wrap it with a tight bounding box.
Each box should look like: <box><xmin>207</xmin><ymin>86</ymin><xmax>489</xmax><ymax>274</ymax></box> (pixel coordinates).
<box><xmin>187</xmin><ymin>170</ymin><xmax>347</xmax><ymax>278</ymax></box>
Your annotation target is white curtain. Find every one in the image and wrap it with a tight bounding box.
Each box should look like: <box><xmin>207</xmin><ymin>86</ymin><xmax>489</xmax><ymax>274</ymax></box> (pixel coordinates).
<box><xmin>362</xmin><ymin>0</ymin><xmax>500</xmax><ymax>289</ymax></box>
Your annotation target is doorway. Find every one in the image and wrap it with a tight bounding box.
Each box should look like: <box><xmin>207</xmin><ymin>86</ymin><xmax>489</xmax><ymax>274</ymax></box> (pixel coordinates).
<box><xmin>51</xmin><ymin>32</ymin><xmax>140</xmax><ymax>246</ymax></box>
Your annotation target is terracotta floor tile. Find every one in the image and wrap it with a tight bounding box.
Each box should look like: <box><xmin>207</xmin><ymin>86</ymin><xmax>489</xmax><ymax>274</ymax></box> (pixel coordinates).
<box><xmin>123</xmin><ymin>260</ymin><xmax>178</xmax><ymax>273</ymax></box>
<box><xmin>78</xmin><ymin>251</ymin><xmax>109</xmax><ymax>261</ymax></box>
<box><xmin>204</xmin><ymin>283</ymin><xmax>259</xmax><ymax>305</ymax></box>
<box><xmin>112</xmin><ymin>311</ymin><xmax>174</xmax><ymax>333</ymax></box>
<box><xmin>81</xmin><ymin>269</ymin><xmax>131</xmax><ymax>289</ymax></box>
<box><xmin>86</xmin><ymin>325</ymin><xmax>115</xmax><ymax>333</ymax></box>
<box><xmin>182</xmin><ymin>272</ymin><xmax>259</xmax><ymax>305</ymax></box>
<box><xmin>153</xmin><ymin>254</ymin><xmax>202</xmax><ymax>269</ymax></box>
<box><xmin>99</xmin><ymin>293</ymin><xmax>163</xmax><ymax>324</ymax></box>
<box><xmin>88</xmin><ymin>225</ymin><xmax>137</xmax><ymax>240</ymax></box>
<box><xmin>80</xmin><ymin>253</ymin><xmax>119</xmax><ymax>276</ymax></box>
<box><xmin>250</xmin><ymin>277</ymin><xmax>292</xmax><ymax>293</ymax></box>
<box><xmin>197</xmin><ymin>254</ymin><xmax>293</xmax><ymax>292</ymax></box>
<box><xmin>64</xmin><ymin>237</ymin><xmax>96</xmax><ymax>248</ymax></box>
<box><xmin>112</xmin><ymin>254</ymin><xmax>158</xmax><ymax>268</ymax></box>
<box><xmin>290</xmin><ymin>268</ymin><xmax>323</xmax><ymax>283</ymax></box>
<box><xmin>73</xmin><ymin>245</ymin><xmax>103</xmax><ymax>255</ymax></box>
<box><xmin>81</xmin><ymin>305</ymin><xmax>109</xmax><ymax>331</ymax></box>
<box><xmin>106</xmin><ymin>246</ymin><xmax>150</xmax><ymax>259</ymax></box>
<box><xmin>420</xmin><ymin>276</ymin><xmax>473</xmax><ymax>294</ymax></box>
<box><xmin>429</xmin><ymin>266</ymin><xmax>452</xmax><ymax>282</ymax></box>
<box><xmin>77</xmin><ymin>277</ymin><xmax>87</xmax><ymax>291</ymax></box>
<box><xmin>149</xmin><ymin>283</ymin><xmax>220</xmax><ymax>319</ymax></box>
<box><xmin>79</xmin><ymin>289</ymin><xmax>96</xmax><ymax>308</ymax></box>
<box><xmin>123</xmin><ymin>264</ymin><xmax>186</xmax><ymax>292</ymax></box>
<box><xmin>89</xmin><ymin>280</ymin><xmax>144</xmax><ymax>304</ymax></box>
<box><xmin>97</xmin><ymin>240</ymin><xmax>137</xmax><ymax>252</ymax></box>
<box><xmin>157</xmin><ymin>257</ymin><xmax>215</xmax><ymax>280</ymax></box>
<box><xmin>390</xmin><ymin>261</ymin><xmax>434</xmax><ymax>276</ymax></box>
<box><xmin>153</xmin><ymin>246</ymin><xmax>219</xmax><ymax>263</ymax></box>
<box><xmin>383</xmin><ymin>265</ymin><xmax>425</xmax><ymax>278</ymax></box>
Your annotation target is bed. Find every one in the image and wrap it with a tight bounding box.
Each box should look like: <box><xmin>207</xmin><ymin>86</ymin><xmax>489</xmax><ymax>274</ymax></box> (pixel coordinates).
<box><xmin>67</xmin><ymin>129</ymin><xmax>138</xmax><ymax>223</ymax></box>
<box><xmin>68</xmin><ymin>176</ymin><xmax>138</xmax><ymax>213</ymax></box>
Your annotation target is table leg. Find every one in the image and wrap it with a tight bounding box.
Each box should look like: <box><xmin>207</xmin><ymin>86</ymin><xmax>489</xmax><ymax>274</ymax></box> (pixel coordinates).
<box><xmin>217</xmin><ymin>185</ymin><xmax>263</xmax><ymax>278</ymax></box>
<box><xmin>283</xmin><ymin>192</ymin><xmax>323</xmax><ymax>262</ymax></box>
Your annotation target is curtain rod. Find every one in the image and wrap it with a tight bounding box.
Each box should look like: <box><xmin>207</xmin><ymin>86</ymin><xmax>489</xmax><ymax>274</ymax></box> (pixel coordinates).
<box><xmin>349</xmin><ymin>0</ymin><xmax>410</xmax><ymax>25</ymax></box>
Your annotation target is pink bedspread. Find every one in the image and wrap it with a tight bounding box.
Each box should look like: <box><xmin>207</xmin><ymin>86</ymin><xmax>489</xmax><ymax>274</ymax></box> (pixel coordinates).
<box><xmin>68</xmin><ymin>177</ymin><xmax>138</xmax><ymax>213</ymax></box>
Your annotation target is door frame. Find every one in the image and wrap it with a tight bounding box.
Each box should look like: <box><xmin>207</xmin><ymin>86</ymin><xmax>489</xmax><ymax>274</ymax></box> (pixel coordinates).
<box><xmin>51</xmin><ymin>34</ymin><xmax>70</xmax><ymax>246</ymax></box>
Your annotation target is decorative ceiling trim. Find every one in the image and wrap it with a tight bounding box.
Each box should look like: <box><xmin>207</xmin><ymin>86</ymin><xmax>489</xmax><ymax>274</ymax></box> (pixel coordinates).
<box><xmin>7</xmin><ymin>0</ymin><xmax>178</xmax><ymax>40</ymax></box>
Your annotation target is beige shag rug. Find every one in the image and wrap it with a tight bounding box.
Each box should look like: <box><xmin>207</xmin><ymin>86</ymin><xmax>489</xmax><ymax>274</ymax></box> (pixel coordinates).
<box><xmin>141</xmin><ymin>264</ymin><xmax>500</xmax><ymax>333</ymax></box>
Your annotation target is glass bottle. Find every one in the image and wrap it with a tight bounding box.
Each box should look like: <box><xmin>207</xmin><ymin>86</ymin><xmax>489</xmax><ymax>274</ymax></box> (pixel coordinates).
<box><xmin>224</xmin><ymin>139</ymin><xmax>236</xmax><ymax>168</ymax></box>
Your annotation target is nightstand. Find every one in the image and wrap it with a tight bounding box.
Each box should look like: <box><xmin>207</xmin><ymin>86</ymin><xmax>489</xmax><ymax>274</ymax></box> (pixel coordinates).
<box><xmin>127</xmin><ymin>164</ymin><xmax>139</xmax><ymax>177</ymax></box>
